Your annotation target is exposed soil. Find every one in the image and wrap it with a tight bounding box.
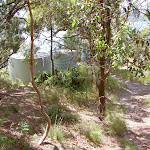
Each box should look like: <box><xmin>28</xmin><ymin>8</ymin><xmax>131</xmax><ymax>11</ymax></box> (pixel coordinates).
<box><xmin>112</xmin><ymin>75</ymin><xmax>150</xmax><ymax>150</ymax></box>
<box><xmin>0</xmin><ymin>76</ymin><xmax>150</xmax><ymax>150</ymax></box>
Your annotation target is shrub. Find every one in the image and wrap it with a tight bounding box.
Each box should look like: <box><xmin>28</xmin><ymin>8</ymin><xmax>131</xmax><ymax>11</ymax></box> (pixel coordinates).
<box><xmin>35</xmin><ymin>66</ymin><xmax>91</xmax><ymax>91</ymax></box>
<box><xmin>46</xmin><ymin>104</ymin><xmax>79</xmax><ymax>124</ymax></box>
<box><xmin>106</xmin><ymin>114</ymin><xmax>126</xmax><ymax>137</ymax></box>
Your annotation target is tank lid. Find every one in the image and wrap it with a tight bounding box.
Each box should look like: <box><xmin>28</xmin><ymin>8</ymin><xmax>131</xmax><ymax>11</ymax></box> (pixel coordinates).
<box><xmin>10</xmin><ymin>52</ymin><xmax>49</xmax><ymax>59</ymax></box>
<box><xmin>55</xmin><ymin>49</ymin><xmax>76</xmax><ymax>54</ymax></box>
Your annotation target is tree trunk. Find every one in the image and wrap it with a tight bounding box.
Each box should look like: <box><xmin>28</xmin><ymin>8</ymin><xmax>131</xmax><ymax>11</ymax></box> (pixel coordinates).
<box><xmin>97</xmin><ymin>0</ymin><xmax>111</xmax><ymax>120</ymax></box>
<box><xmin>98</xmin><ymin>56</ymin><xmax>106</xmax><ymax>120</ymax></box>
<box><xmin>27</xmin><ymin>0</ymin><xmax>51</xmax><ymax>145</ymax></box>
<box><xmin>51</xmin><ymin>25</ymin><xmax>54</xmax><ymax>75</ymax></box>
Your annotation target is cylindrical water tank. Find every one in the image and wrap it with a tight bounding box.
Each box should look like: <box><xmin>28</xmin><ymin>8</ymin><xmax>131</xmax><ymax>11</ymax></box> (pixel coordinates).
<box><xmin>8</xmin><ymin>52</ymin><xmax>51</xmax><ymax>83</ymax></box>
<box><xmin>81</xmin><ymin>48</ymin><xmax>89</xmax><ymax>62</ymax></box>
<box><xmin>53</xmin><ymin>49</ymin><xmax>77</xmax><ymax>70</ymax></box>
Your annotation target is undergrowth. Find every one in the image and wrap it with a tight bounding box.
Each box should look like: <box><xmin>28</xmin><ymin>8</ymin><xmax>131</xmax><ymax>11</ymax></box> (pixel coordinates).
<box><xmin>0</xmin><ymin>68</ymin><xmax>22</xmax><ymax>89</ymax></box>
<box><xmin>0</xmin><ymin>134</ymin><xmax>30</xmax><ymax>150</ymax></box>
<box><xmin>46</xmin><ymin>104</ymin><xmax>79</xmax><ymax>124</ymax></box>
<box><xmin>106</xmin><ymin>75</ymin><xmax>127</xmax><ymax>92</ymax></box>
<box><xmin>112</xmin><ymin>68</ymin><xmax>150</xmax><ymax>84</ymax></box>
<box><xmin>105</xmin><ymin>99</ymin><xmax>127</xmax><ymax>137</ymax></box>
<box><xmin>86</xmin><ymin>123</ymin><xmax>103</xmax><ymax>144</ymax></box>
<box><xmin>35</xmin><ymin>66</ymin><xmax>92</xmax><ymax>91</ymax></box>
<box><xmin>119</xmin><ymin>138</ymin><xmax>137</xmax><ymax>150</ymax></box>
<box><xmin>42</xmin><ymin>124</ymin><xmax>64</xmax><ymax>141</ymax></box>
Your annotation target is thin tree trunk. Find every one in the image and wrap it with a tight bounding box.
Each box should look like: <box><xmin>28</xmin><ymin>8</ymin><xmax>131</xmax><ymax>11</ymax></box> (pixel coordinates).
<box><xmin>27</xmin><ymin>0</ymin><xmax>51</xmax><ymax>145</ymax></box>
<box><xmin>98</xmin><ymin>56</ymin><xmax>106</xmax><ymax>120</ymax></box>
<box><xmin>51</xmin><ymin>25</ymin><xmax>54</xmax><ymax>75</ymax></box>
<box><xmin>97</xmin><ymin>0</ymin><xmax>106</xmax><ymax>120</ymax></box>
<box><xmin>88</xmin><ymin>38</ymin><xmax>94</xmax><ymax>84</ymax></box>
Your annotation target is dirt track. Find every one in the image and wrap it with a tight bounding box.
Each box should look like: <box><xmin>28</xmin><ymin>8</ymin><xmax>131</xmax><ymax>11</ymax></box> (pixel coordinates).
<box><xmin>114</xmin><ymin>75</ymin><xmax>150</xmax><ymax>150</ymax></box>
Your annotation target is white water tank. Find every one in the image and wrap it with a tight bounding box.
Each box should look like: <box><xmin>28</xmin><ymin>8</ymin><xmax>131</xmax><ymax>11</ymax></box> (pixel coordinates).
<box><xmin>8</xmin><ymin>52</ymin><xmax>51</xmax><ymax>83</ymax></box>
<box><xmin>81</xmin><ymin>48</ymin><xmax>89</xmax><ymax>62</ymax></box>
<box><xmin>53</xmin><ymin>49</ymin><xmax>77</xmax><ymax>70</ymax></box>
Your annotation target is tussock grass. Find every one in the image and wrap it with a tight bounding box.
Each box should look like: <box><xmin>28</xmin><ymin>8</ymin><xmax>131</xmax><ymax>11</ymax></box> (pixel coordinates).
<box><xmin>79</xmin><ymin>121</ymin><xmax>103</xmax><ymax>145</ymax></box>
<box><xmin>112</xmin><ymin>68</ymin><xmax>150</xmax><ymax>84</ymax></box>
<box><xmin>119</xmin><ymin>138</ymin><xmax>137</xmax><ymax>150</ymax></box>
<box><xmin>112</xmin><ymin>68</ymin><xmax>135</xmax><ymax>81</ymax></box>
<box><xmin>138</xmin><ymin>71</ymin><xmax>150</xmax><ymax>84</ymax></box>
<box><xmin>0</xmin><ymin>68</ymin><xmax>23</xmax><ymax>89</ymax></box>
<box><xmin>145</xmin><ymin>96</ymin><xmax>150</xmax><ymax>106</ymax></box>
<box><xmin>105</xmin><ymin>113</ymin><xmax>126</xmax><ymax>137</ymax></box>
<box><xmin>105</xmin><ymin>101</ymin><xmax>127</xmax><ymax>137</ymax></box>
<box><xmin>42</xmin><ymin>124</ymin><xmax>64</xmax><ymax>141</ymax></box>
<box><xmin>86</xmin><ymin>124</ymin><xmax>103</xmax><ymax>144</ymax></box>
<box><xmin>106</xmin><ymin>75</ymin><xmax>127</xmax><ymax>93</ymax></box>
<box><xmin>46</xmin><ymin>104</ymin><xmax>79</xmax><ymax>125</ymax></box>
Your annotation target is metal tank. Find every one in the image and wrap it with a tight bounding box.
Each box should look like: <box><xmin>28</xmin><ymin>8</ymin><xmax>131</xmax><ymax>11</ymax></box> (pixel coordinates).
<box><xmin>53</xmin><ymin>49</ymin><xmax>77</xmax><ymax>70</ymax></box>
<box><xmin>8</xmin><ymin>52</ymin><xmax>51</xmax><ymax>83</ymax></box>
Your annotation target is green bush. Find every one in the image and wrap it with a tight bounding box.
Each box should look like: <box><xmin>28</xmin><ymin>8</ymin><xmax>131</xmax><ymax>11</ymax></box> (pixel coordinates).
<box><xmin>35</xmin><ymin>66</ymin><xmax>91</xmax><ymax>91</ymax></box>
<box><xmin>46</xmin><ymin>104</ymin><xmax>79</xmax><ymax>124</ymax></box>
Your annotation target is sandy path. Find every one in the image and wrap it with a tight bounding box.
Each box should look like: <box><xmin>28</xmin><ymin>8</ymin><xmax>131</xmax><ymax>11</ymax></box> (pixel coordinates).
<box><xmin>114</xmin><ymin>75</ymin><xmax>150</xmax><ymax>150</ymax></box>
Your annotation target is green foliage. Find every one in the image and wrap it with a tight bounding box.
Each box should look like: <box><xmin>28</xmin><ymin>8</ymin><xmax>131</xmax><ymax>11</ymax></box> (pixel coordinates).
<box><xmin>0</xmin><ymin>134</ymin><xmax>17</xmax><ymax>150</ymax></box>
<box><xmin>46</xmin><ymin>104</ymin><xmax>79</xmax><ymax>125</ymax></box>
<box><xmin>140</xmin><ymin>27</ymin><xmax>150</xmax><ymax>37</ymax></box>
<box><xmin>34</xmin><ymin>71</ymin><xmax>52</xmax><ymax>84</ymax></box>
<box><xmin>17</xmin><ymin>119</ymin><xmax>31</xmax><ymax>133</ymax></box>
<box><xmin>112</xmin><ymin>68</ymin><xmax>150</xmax><ymax>84</ymax></box>
<box><xmin>112</xmin><ymin>68</ymin><xmax>135</xmax><ymax>81</ymax></box>
<box><xmin>86</xmin><ymin>124</ymin><xmax>103</xmax><ymax>144</ymax></box>
<box><xmin>0</xmin><ymin>0</ymin><xmax>26</xmax><ymax>69</ymax></box>
<box><xmin>42</xmin><ymin>124</ymin><xmax>64</xmax><ymax>141</ymax></box>
<box><xmin>0</xmin><ymin>119</ymin><xmax>7</xmax><ymax>127</ymax></box>
<box><xmin>119</xmin><ymin>138</ymin><xmax>137</xmax><ymax>150</ymax></box>
<box><xmin>106</xmin><ymin>75</ymin><xmax>127</xmax><ymax>92</ymax></box>
<box><xmin>0</xmin><ymin>134</ymin><xmax>29</xmax><ymax>150</ymax></box>
<box><xmin>106</xmin><ymin>113</ymin><xmax>126</xmax><ymax>137</ymax></box>
<box><xmin>35</xmin><ymin>66</ymin><xmax>91</xmax><ymax>91</ymax></box>
<box><xmin>62</xmin><ymin>30</ymin><xmax>82</xmax><ymax>50</ymax></box>
<box><xmin>145</xmin><ymin>96</ymin><xmax>150</xmax><ymax>106</ymax></box>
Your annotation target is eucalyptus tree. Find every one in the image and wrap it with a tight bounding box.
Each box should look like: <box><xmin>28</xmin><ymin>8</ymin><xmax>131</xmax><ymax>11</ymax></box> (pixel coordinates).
<box><xmin>0</xmin><ymin>0</ymin><xmax>27</xmax><ymax>69</ymax></box>
<box><xmin>68</xmin><ymin>0</ymin><xmax>150</xmax><ymax>120</ymax></box>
